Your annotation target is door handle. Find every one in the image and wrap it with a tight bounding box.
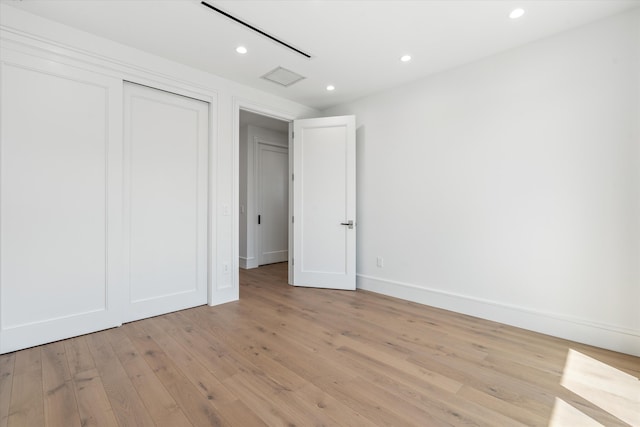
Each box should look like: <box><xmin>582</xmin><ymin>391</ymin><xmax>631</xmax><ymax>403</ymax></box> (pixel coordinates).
<box><xmin>340</xmin><ymin>220</ymin><xmax>354</xmax><ymax>229</ymax></box>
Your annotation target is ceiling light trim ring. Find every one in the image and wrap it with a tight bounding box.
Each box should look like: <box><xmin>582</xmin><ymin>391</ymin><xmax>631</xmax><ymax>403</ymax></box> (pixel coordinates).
<box><xmin>510</xmin><ymin>8</ymin><xmax>525</xmax><ymax>19</ymax></box>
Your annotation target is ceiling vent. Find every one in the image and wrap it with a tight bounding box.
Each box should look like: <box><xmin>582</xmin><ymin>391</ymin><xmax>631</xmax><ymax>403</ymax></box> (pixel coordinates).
<box><xmin>261</xmin><ymin>67</ymin><xmax>306</xmax><ymax>87</ymax></box>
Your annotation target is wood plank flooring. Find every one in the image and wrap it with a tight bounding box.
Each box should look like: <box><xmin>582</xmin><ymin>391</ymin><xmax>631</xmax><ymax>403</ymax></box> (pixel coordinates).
<box><xmin>1</xmin><ymin>262</ymin><xmax>638</xmax><ymax>426</ymax></box>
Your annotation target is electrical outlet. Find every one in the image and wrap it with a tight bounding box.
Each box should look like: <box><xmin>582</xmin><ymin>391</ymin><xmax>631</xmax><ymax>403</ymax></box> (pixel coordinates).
<box><xmin>376</xmin><ymin>257</ymin><xmax>384</xmax><ymax>268</ymax></box>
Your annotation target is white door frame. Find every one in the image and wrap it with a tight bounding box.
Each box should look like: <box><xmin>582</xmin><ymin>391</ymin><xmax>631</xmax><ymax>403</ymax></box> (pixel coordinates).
<box><xmin>233</xmin><ymin>99</ymin><xmax>297</xmax><ymax>286</ymax></box>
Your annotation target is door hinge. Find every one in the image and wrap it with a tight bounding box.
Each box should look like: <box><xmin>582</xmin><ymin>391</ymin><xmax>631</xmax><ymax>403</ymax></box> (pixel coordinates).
<box><xmin>292</xmin><ymin>131</ymin><xmax>294</xmax><ymax>139</ymax></box>
<box><xmin>291</xmin><ymin>173</ymin><xmax>294</xmax><ymax>181</ymax></box>
<box><xmin>258</xmin><ymin>214</ymin><xmax>261</xmax><ymax>225</ymax></box>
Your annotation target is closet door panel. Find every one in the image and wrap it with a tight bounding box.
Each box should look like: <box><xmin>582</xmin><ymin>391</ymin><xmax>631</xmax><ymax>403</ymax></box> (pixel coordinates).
<box><xmin>123</xmin><ymin>83</ymin><xmax>208</xmax><ymax>322</ymax></box>
<box><xmin>0</xmin><ymin>51</ymin><xmax>123</xmax><ymax>353</ymax></box>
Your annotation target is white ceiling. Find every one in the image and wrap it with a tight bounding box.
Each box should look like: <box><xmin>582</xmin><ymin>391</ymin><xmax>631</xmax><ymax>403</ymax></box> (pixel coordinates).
<box><xmin>4</xmin><ymin>0</ymin><xmax>639</xmax><ymax>110</ymax></box>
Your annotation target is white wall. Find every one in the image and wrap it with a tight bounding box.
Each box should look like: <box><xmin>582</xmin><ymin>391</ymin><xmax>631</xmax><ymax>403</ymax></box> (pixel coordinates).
<box><xmin>0</xmin><ymin>4</ymin><xmax>317</xmax><ymax>310</ymax></box>
<box><xmin>239</xmin><ymin>125</ymin><xmax>288</xmax><ymax>269</ymax></box>
<box><xmin>325</xmin><ymin>9</ymin><xmax>640</xmax><ymax>356</ymax></box>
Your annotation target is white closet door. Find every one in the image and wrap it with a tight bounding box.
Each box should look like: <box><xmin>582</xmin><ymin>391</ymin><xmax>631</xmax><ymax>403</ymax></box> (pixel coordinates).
<box><xmin>123</xmin><ymin>83</ymin><xmax>208</xmax><ymax>322</ymax></box>
<box><xmin>0</xmin><ymin>50</ymin><xmax>123</xmax><ymax>354</ymax></box>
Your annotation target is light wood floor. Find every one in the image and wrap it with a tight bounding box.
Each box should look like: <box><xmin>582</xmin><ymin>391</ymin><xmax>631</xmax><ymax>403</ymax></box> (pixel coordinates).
<box><xmin>1</xmin><ymin>263</ymin><xmax>638</xmax><ymax>426</ymax></box>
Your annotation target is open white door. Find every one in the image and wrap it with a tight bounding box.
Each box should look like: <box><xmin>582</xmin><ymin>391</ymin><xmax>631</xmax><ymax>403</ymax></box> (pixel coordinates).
<box><xmin>291</xmin><ymin>115</ymin><xmax>356</xmax><ymax>290</ymax></box>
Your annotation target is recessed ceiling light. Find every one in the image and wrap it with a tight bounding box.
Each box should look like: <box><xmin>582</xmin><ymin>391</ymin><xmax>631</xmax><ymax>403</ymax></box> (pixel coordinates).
<box><xmin>326</xmin><ymin>85</ymin><xmax>335</xmax><ymax>91</ymax></box>
<box><xmin>236</xmin><ymin>46</ymin><xmax>248</xmax><ymax>54</ymax></box>
<box><xmin>400</xmin><ymin>55</ymin><xmax>412</xmax><ymax>62</ymax></box>
<box><xmin>509</xmin><ymin>8</ymin><xmax>525</xmax><ymax>19</ymax></box>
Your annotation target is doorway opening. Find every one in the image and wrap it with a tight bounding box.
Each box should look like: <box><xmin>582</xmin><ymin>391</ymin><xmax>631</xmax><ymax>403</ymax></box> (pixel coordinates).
<box><xmin>238</xmin><ymin>109</ymin><xmax>291</xmax><ymax>275</ymax></box>
<box><xmin>235</xmin><ymin>107</ymin><xmax>356</xmax><ymax>292</ymax></box>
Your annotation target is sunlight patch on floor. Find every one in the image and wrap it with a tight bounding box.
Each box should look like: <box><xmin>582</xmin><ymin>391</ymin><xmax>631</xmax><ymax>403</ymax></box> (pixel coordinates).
<box><xmin>548</xmin><ymin>397</ymin><xmax>604</xmax><ymax>427</ymax></box>
<box><xmin>559</xmin><ymin>349</ymin><xmax>640</xmax><ymax>426</ymax></box>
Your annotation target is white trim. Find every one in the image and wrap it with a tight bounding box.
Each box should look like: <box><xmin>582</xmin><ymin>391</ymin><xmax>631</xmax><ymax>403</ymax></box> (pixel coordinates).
<box><xmin>357</xmin><ymin>274</ymin><xmax>640</xmax><ymax>357</ymax></box>
<box><xmin>239</xmin><ymin>256</ymin><xmax>259</xmax><ymax>270</ymax></box>
<box><xmin>236</xmin><ymin>98</ymin><xmax>299</xmax><ymax>124</ymax></box>
<box><xmin>255</xmin><ymin>135</ymin><xmax>288</xmax><ymax>148</ymax></box>
<box><xmin>0</xmin><ymin>27</ymin><xmax>218</xmax><ymax>102</ymax></box>
<box><xmin>288</xmin><ymin>123</ymin><xmax>293</xmax><ymax>285</ymax></box>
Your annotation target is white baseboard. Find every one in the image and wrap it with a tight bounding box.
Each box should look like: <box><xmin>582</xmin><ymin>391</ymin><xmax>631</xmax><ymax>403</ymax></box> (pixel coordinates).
<box><xmin>239</xmin><ymin>256</ymin><xmax>258</xmax><ymax>270</ymax></box>
<box><xmin>357</xmin><ymin>274</ymin><xmax>640</xmax><ymax>357</ymax></box>
<box><xmin>262</xmin><ymin>250</ymin><xmax>288</xmax><ymax>266</ymax></box>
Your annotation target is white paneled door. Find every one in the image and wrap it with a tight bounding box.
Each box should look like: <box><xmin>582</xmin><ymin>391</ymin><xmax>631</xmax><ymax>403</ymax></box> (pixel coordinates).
<box><xmin>0</xmin><ymin>50</ymin><xmax>123</xmax><ymax>353</ymax></box>
<box><xmin>258</xmin><ymin>143</ymin><xmax>289</xmax><ymax>265</ymax></box>
<box><xmin>292</xmin><ymin>116</ymin><xmax>356</xmax><ymax>290</ymax></box>
<box><xmin>123</xmin><ymin>83</ymin><xmax>209</xmax><ymax>322</ymax></box>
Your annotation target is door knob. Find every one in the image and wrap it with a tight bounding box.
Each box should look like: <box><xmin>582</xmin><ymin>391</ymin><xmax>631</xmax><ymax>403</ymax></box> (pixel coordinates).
<box><xmin>340</xmin><ymin>220</ymin><xmax>354</xmax><ymax>229</ymax></box>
